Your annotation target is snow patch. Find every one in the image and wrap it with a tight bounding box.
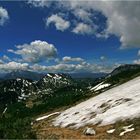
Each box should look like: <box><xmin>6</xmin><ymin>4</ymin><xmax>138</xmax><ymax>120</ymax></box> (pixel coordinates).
<box><xmin>91</xmin><ymin>82</ymin><xmax>111</xmax><ymax>91</ymax></box>
<box><xmin>16</xmin><ymin>78</ymin><xmax>21</xmax><ymax>81</ymax></box>
<box><xmin>107</xmin><ymin>129</ymin><xmax>115</xmax><ymax>134</ymax></box>
<box><xmin>47</xmin><ymin>74</ymin><xmax>52</xmax><ymax>78</ymax></box>
<box><xmin>2</xmin><ymin>107</ymin><xmax>7</xmax><ymax>115</ymax></box>
<box><xmin>53</xmin><ymin>76</ymin><xmax>140</xmax><ymax>128</ymax></box>
<box><xmin>119</xmin><ymin>124</ymin><xmax>134</xmax><ymax>136</ymax></box>
<box><xmin>36</xmin><ymin>112</ymin><xmax>60</xmax><ymax>121</ymax></box>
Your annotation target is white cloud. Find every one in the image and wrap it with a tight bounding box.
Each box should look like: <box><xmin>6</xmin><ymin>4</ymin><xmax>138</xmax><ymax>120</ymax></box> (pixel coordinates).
<box><xmin>8</xmin><ymin>49</ymin><xmax>14</xmax><ymax>53</ymax></box>
<box><xmin>0</xmin><ymin>7</ymin><xmax>9</xmax><ymax>26</ymax></box>
<box><xmin>31</xmin><ymin>1</ymin><xmax>140</xmax><ymax>48</ymax></box>
<box><xmin>72</xmin><ymin>23</ymin><xmax>94</xmax><ymax>35</ymax></box>
<box><xmin>0</xmin><ymin>61</ymin><xmax>29</xmax><ymax>72</ymax></box>
<box><xmin>62</xmin><ymin>56</ymin><xmax>84</xmax><ymax>63</ymax></box>
<box><xmin>28</xmin><ymin>0</ymin><xmax>53</xmax><ymax>7</ymax></box>
<box><xmin>31</xmin><ymin>62</ymin><xmax>113</xmax><ymax>73</ymax></box>
<box><xmin>133</xmin><ymin>59</ymin><xmax>140</xmax><ymax>64</ymax></box>
<box><xmin>97</xmin><ymin>1</ymin><xmax>140</xmax><ymax>48</ymax></box>
<box><xmin>0</xmin><ymin>55</ymin><xmax>11</xmax><ymax>64</ymax></box>
<box><xmin>46</xmin><ymin>14</ymin><xmax>70</xmax><ymax>31</ymax></box>
<box><xmin>2</xmin><ymin>55</ymin><xmax>11</xmax><ymax>62</ymax></box>
<box><xmin>100</xmin><ymin>56</ymin><xmax>107</xmax><ymax>61</ymax></box>
<box><xmin>73</xmin><ymin>8</ymin><xmax>92</xmax><ymax>23</ymax></box>
<box><xmin>68</xmin><ymin>1</ymin><xmax>140</xmax><ymax>47</ymax></box>
<box><xmin>0</xmin><ymin>58</ymin><xmax>114</xmax><ymax>73</ymax></box>
<box><xmin>8</xmin><ymin>40</ymin><xmax>57</xmax><ymax>63</ymax></box>
<box><xmin>31</xmin><ymin>63</ymin><xmax>75</xmax><ymax>73</ymax></box>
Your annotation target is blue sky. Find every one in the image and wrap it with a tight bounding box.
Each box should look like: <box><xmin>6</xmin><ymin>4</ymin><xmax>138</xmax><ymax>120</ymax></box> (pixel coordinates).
<box><xmin>0</xmin><ymin>1</ymin><xmax>139</xmax><ymax>73</ymax></box>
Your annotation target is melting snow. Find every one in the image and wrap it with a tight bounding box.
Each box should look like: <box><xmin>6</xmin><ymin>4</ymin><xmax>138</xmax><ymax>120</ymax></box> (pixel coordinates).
<box><xmin>53</xmin><ymin>76</ymin><xmax>140</xmax><ymax>129</ymax></box>
<box><xmin>123</xmin><ymin>124</ymin><xmax>134</xmax><ymax>130</ymax></box>
<box><xmin>36</xmin><ymin>112</ymin><xmax>60</xmax><ymax>121</ymax></box>
<box><xmin>47</xmin><ymin>74</ymin><xmax>53</xmax><ymax>78</ymax></box>
<box><xmin>2</xmin><ymin>107</ymin><xmax>7</xmax><ymax>115</ymax></box>
<box><xmin>91</xmin><ymin>82</ymin><xmax>111</xmax><ymax>91</ymax></box>
<box><xmin>107</xmin><ymin>129</ymin><xmax>115</xmax><ymax>134</ymax></box>
<box><xmin>54</xmin><ymin>74</ymin><xmax>62</xmax><ymax>79</ymax></box>
<box><xmin>16</xmin><ymin>78</ymin><xmax>21</xmax><ymax>81</ymax></box>
<box><xmin>119</xmin><ymin>124</ymin><xmax>134</xmax><ymax>136</ymax></box>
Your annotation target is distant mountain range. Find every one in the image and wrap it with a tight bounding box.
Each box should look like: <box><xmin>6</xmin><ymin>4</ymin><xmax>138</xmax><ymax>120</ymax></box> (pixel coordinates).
<box><xmin>0</xmin><ymin>64</ymin><xmax>139</xmax><ymax>104</ymax></box>
<box><xmin>69</xmin><ymin>72</ymin><xmax>107</xmax><ymax>79</ymax></box>
<box><xmin>0</xmin><ymin>70</ymin><xmax>108</xmax><ymax>81</ymax></box>
<box><xmin>0</xmin><ymin>64</ymin><xmax>139</xmax><ymax>81</ymax></box>
<box><xmin>0</xmin><ymin>73</ymin><xmax>74</xmax><ymax>105</ymax></box>
<box><xmin>1</xmin><ymin>70</ymin><xmax>45</xmax><ymax>81</ymax></box>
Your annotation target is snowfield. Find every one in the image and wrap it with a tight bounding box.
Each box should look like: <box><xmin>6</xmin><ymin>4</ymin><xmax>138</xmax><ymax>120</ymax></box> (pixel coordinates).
<box><xmin>53</xmin><ymin>76</ymin><xmax>140</xmax><ymax>129</ymax></box>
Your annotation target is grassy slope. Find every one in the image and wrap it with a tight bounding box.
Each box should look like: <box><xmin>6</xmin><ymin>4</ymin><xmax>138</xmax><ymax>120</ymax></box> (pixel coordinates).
<box><xmin>1</xmin><ymin>65</ymin><xmax>140</xmax><ymax>139</ymax></box>
<box><xmin>32</xmin><ymin>109</ymin><xmax>140</xmax><ymax>139</ymax></box>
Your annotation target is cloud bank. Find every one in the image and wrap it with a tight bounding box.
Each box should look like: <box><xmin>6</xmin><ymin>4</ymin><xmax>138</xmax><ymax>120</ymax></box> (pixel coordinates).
<box><xmin>0</xmin><ymin>61</ymin><xmax>29</xmax><ymax>72</ymax></box>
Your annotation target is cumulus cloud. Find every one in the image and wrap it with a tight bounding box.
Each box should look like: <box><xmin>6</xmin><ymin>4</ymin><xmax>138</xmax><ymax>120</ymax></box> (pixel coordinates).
<box><xmin>0</xmin><ymin>7</ymin><xmax>9</xmax><ymax>26</ymax></box>
<box><xmin>28</xmin><ymin>0</ymin><xmax>53</xmax><ymax>7</ymax></box>
<box><xmin>30</xmin><ymin>62</ymin><xmax>113</xmax><ymax>73</ymax></box>
<box><xmin>69</xmin><ymin>1</ymin><xmax>140</xmax><ymax>47</ymax></box>
<box><xmin>62</xmin><ymin>56</ymin><xmax>84</xmax><ymax>63</ymax></box>
<box><xmin>133</xmin><ymin>59</ymin><xmax>140</xmax><ymax>64</ymax></box>
<box><xmin>31</xmin><ymin>63</ymin><xmax>86</xmax><ymax>73</ymax></box>
<box><xmin>96</xmin><ymin>1</ymin><xmax>140</xmax><ymax>48</ymax></box>
<box><xmin>46</xmin><ymin>14</ymin><xmax>70</xmax><ymax>31</ymax></box>
<box><xmin>0</xmin><ymin>61</ymin><xmax>29</xmax><ymax>72</ymax></box>
<box><xmin>8</xmin><ymin>40</ymin><xmax>57</xmax><ymax>63</ymax></box>
<box><xmin>0</xmin><ymin>58</ymin><xmax>114</xmax><ymax>73</ymax></box>
<box><xmin>44</xmin><ymin>63</ymin><xmax>76</xmax><ymax>73</ymax></box>
<box><xmin>0</xmin><ymin>55</ymin><xmax>11</xmax><ymax>65</ymax></box>
<box><xmin>30</xmin><ymin>1</ymin><xmax>140</xmax><ymax>48</ymax></box>
<box><xmin>73</xmin><ymin>8</ymin><xmax>92</xmax><ymax>23</ymax></box>
<box><xmin>72</xmin><ymin>23</ymin><xmax>94</xmax><ymax>35</ymax></box>
<box><xmin>2</xmin><ymin>55</ymin><xmax>11</xmax><ymax>62</ymax></box>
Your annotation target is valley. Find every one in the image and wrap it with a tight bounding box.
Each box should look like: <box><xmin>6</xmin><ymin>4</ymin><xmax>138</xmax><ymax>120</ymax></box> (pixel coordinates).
<box><xmin>0</xmin><ymin>64</ymin><xmax>140</xmax><ymax>139</ymax></box>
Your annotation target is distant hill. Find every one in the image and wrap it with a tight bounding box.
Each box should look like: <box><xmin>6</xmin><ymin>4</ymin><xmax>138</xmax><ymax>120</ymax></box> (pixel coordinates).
<box><xmin>0</xmin><ymin>71</ymin><xmax>107</xmax><ymax>81</ymax></box>
<box><xmin>53</xmin><ymin>75</ymin><xmax>140</xmax><ymax>129</ymax></box>
<box><xmin>90</xmin><ymin>64</ymin><xmax>140</xmax><ymax>92</ymax></box>
<box><xmin>69</xmin><ymin>72</ymin><xmax>107</xmax><ymax>79</ymax></box>
<box><xmin>106</xmin><ymin>64</ymin><xmax>140</xmax><ymax>84</ymax></box>
<box><xmin>110</xmin><ymin>64</ymin><xmax>140</xmax><ymax>76</ymax></box>
<box><xmin>0</xmin><ymin>73</ymin><xmax>74</xmax><ymax>104</ymax></box>
<box><xmin>2</xmin><ymin>70</ymin><xmax>45</xmax><ymax>81</ymax></box>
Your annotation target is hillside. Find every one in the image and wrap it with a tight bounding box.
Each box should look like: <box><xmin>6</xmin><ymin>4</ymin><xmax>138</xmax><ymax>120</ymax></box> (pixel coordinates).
<box><xmin>0</xmin><ymin>65</ymin><xmax>140</xmax><ymax>139</ymax></box>
<box><xmin>90</xmin><ymin>64</ymin><xmax>140</xmax><ymax>93</ymax></box>
<box><xmin>30</xmin><ymin>75</ymin><xmax>140</xmax><ymax>139</ymax></box>
<box><xmin>53</xmin><ymin>76</ymin><xmax>140</xmax><ymax>128</ymax></box>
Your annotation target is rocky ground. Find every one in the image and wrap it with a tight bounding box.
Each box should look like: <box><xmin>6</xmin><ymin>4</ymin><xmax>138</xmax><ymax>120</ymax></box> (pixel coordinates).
<box><xmin>32</xmin><ymin>111</ymin><xmax>140</xmax><ymax>139</ymax></box>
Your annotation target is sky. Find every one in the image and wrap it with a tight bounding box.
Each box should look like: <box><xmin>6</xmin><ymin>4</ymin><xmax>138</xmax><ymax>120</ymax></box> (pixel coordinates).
<box><xmin>0</xmin><ymin>0</ymin><xmax>140</xmax><ymax>73</ymax></box>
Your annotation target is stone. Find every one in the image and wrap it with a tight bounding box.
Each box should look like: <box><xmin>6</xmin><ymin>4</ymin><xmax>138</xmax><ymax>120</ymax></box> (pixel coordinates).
<box><xmin>83</xmin><ymin>127</ymin><xmax>96</xmax><ymax>135</ymax></box>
